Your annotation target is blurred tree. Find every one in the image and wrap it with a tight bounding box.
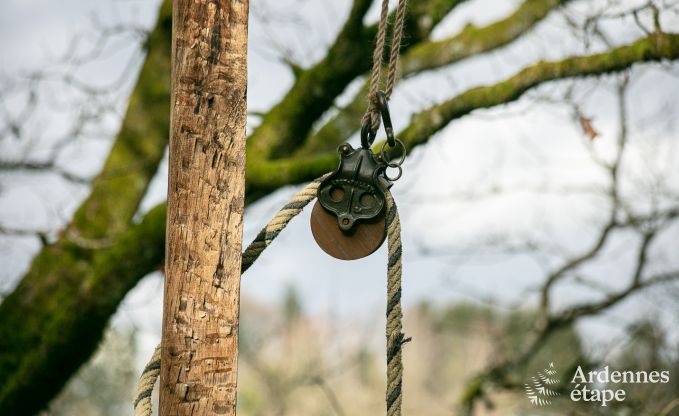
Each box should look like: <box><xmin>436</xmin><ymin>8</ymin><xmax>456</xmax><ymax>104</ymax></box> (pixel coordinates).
<box><xmin>41</xmin><ymin>327</ymin><xmax>137</xmax><ymax>416</ymax></box>
<box><xmin>596</xmin><ymin>320</ymin><xmax>679</xmax><ymax>415</ymax></box>
<box><xmin>283</xmin><ymin>285</ymin><xmax>304</xmax><ymax>325</ymax></box>
<box><xmin>0</xmin><ymin>0</ymin><xmax>679</xmax><ymax>414</ymax></box>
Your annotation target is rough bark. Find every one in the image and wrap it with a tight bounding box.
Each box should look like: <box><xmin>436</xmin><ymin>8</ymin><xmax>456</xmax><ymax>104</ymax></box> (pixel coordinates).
<box><xmin>159</xmin><ymin>0</ymin><xmax>249</xmax><ymax>415</ymax></box>
<box><xmin>0</xmin><ymin>204</ymin><xmax>167</xmax><ymax>416</ymax></box>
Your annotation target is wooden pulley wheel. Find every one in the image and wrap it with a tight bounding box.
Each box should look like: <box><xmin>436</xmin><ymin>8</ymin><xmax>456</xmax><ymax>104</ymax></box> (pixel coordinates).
<box><xmin>310</xmin><ymin>201</ymin><xmax>386</xmax><ymax>260</ymax></box>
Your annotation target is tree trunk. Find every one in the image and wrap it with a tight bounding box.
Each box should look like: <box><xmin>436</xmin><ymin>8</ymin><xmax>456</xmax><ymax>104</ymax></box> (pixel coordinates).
<box><xmin>0</xmin><ymin>3</ymin><xmax>173</xmax><ymax>414</ymax></box>
<box><xmin>160</xmin><ymin>1</ymin><xmax>249</xmax><ymax>415</ymax></box>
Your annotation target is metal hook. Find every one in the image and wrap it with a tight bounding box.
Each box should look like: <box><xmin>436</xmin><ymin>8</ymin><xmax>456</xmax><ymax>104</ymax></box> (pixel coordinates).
<box><xmin>360</xmin><ymin>120</ymin><xmax>377</xmax><ymax>149</ymax></box>
<box><xmin>376</xmin><ymin>91</ymin><xmax>395</xmax><ymax>147</ymax></box>
<box><xmin>361</xmin><ymin>91</ymin><xmax>396</xmax><ymax>149</ymax></box>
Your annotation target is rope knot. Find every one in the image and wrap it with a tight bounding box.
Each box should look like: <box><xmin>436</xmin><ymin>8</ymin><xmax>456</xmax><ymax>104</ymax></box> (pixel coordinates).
<box><xmin>362</xmin><ymin>102</ymin><xmax>382</xmax><ymax>136</ymax></box>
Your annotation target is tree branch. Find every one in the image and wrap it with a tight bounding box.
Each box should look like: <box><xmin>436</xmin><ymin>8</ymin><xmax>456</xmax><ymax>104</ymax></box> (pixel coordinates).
<box><xmin>401</xmin><ymin>32</ymin><xmax>679</xmax><ymax>150</ymax></box>
<box><xmin>0</xmin><ymin>204</ymin><xmax>167</xmax><ymax>415</ymax></box>
<box><xmin>299</xmin><ymin>0</ymin><xmax>571</xmax><ymax>156</ymax></box>
<box><xmin>246</xmin><ymin>32</ymin><xmax>679</xmax><ymax>195</ymax></box>
<box><xmin>459</xmin><ymin>262</ymin><xmax>679</xmax><ymax>415</ymax></box>
<box><xmin>0</xmin><ymin>2</ymin><xmax>172</xmax><ymax>413</ymax></box>
<box><xmin>539</xmin><ymin>78</ymin><xmax>631</xmax><ymax>312</ymax></box>
<box><xmin>246</xmin><ymin>0</ymin><xmax>468</xmax><ymax>161</ymax></box>
<box><xmin>455</xmin><ymin>74</ymin><xmax>679</xmax><ymax>413</ymax></box>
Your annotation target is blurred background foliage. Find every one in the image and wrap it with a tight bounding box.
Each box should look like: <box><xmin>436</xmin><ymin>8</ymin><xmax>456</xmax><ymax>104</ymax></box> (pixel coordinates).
<box><xmin>41</xmin><ymin>288</ymin><xmax>679</xmax><ymax>415</ymax></box>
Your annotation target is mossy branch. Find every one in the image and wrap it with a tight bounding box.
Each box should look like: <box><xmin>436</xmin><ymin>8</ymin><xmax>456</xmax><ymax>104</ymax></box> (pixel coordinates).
<box><xmin>247</xmin><ymin>32</ymin><xmax>679</xmax><ymax>192</ymax></box>
<box><xmin>0</xmin><ymin>2</ymin><xmax>172</xmax><ymax>414</ymax></box>
<box><xmin>401</xmin><ymin>32</ymin><xmax>679</xmax><ymax>150</ymax></box>
<box><xmin>297</xmin><ymin>0</ymin><xmax>569</xmax><ymax>156</ymax></box>
<box><xmin>70</xmin><ymin>4</ymin><xmax>172</xmax><ymax>239</ymax></box>
<box><xmin>246</xmin><ymin>0</ymin><xmax>467</xmax><ymax>161</ymax></box>
<box><xmin>404</xmin><ymin>0</ymin><xmax>569</xmax><ymax>75</ymax></box>
<box><xmin>0</xmin><ymin>204</ymin><xmax>167</xmax><ymax>416</ymax></box>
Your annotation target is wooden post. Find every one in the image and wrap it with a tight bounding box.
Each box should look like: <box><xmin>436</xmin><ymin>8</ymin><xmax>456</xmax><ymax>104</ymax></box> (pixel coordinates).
<box><xmin>160</xmin><ymin>0</ymin><xmax>249</xmax><ymax>414</ymax></box>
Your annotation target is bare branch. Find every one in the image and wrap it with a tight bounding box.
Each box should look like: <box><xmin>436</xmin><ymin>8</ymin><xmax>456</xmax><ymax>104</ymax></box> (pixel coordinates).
<box><xmin>457</xmin><ymin>70</ymin><xmax>679</xmax><ymax>413</ymax></box>
<box><xmin>0</xmin><ymin>160</ymin><xmax>90</xmax><ymax>184</ymax></box>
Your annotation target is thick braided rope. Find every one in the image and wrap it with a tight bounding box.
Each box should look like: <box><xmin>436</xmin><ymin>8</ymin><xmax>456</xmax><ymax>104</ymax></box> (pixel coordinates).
<box><xmin>385</xmin><ymin>191</ymin><xmax>404</xmax><ymax>416</ymax></box>
<box><xmin>385</xmin><ymin>0</ymin><xmax>408</xmax><ymax>98</ymax></box>
<box><xmin>363</xmin><ymin>0</ymin><xmax>409</xmax><ymax>133</ymax></box>
<box><xmin>364</xmin><ymin>0</ymin><xmax>391</xmax><ymax>132</ymax></box>
<box><xmin>241</xmin><ymin>174</ymin><xmax>329</xmax><ymax>273</ymax></box>
<box><xmin>133</xmin><ymin>177</ymin><xmax>405</xmax><ymax>416</ymax></box>
<box><xmin>132</xmin><ymin>344</ymin><xmax>160</xmax><ymax>416</ymax></box>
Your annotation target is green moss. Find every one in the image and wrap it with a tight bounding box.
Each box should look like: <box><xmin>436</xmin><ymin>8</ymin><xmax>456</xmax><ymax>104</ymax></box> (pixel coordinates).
<box><xmin>0</xmin><ymin>205</ymin><xmax>167</xmax><ymax>415</ymax></box>
<box><xmin>246</xmin><ymin>0</ymin><xmax>373</xmax><ymax>160</ymax></box>
<box><xmin>0</xmin><ymin>1</ymin><xmax>172</xmax><ymax>412</ymax></box>
<box><xmin>406</xmin><ymin>0</ymin><xmax>565</xmax><ymax>74</ymax></box>
<box><xmin>248</xmin><ymin>0</ymin><xmax>466</xmax><ymax>160</ymax></box>
<box><xmin>402</xmin><ymin>32</ymin><xmax>679</xmax><ymax>150</ymax></box>
<box><xmin>245</xmin><ymin>152</ymin><xmax>337</xmax><ymax>201</ymax></box>
<box><xmin>298</xmin><ymin>0</ymin><xmax>566</xmax><ymax>158</ymax></box>
<box><xmin>237</xmin><ymin>384</ymin><xmax>263</xmax><ymax>413</ymax></box>
<box><xmin>459</xmin><ymin>376</ymin><xmax>484</xmax><ymax>409</ymax></box>
<box><xmin>410</xmin><ymin>0</ymin><xmax>468</xmax><ymax>39</ymax></box>
<box><xmin>251</xmin><ymin>33</ymin><xmax>679</xmax><ymax>200</ymax></box>
<box><xmin>70</xmin><ymin>0</ymin><xmax>172</xmax><ymax>239</ymax></box>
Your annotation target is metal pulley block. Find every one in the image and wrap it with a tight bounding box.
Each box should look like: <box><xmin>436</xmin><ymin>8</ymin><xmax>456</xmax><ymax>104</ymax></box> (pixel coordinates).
<box><xmin>311</xmin><ymin>91</ymin><xmax>406</xmax><ymax>260</ymax></box>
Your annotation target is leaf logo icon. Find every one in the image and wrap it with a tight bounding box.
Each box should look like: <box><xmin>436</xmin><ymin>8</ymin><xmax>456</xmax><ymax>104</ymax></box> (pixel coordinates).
<box><xmin>524</xmin><ymin>362</ymin><xmax>560</xmax><ymax>406</ymax></box>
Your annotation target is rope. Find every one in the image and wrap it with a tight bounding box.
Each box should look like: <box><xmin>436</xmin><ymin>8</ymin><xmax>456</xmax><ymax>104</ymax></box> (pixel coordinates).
<box><xmin>385</xmin><ymin>192</ymin><xmax>404</xmax><ymax>416</ymax></box>
<box><xmin>385</xmin><ymin>0</ymin><xmax>408</xmax><ymax>99</ymax></box>
<box><xmin>363</xmin><ymin>0</ymin><xmax>409</xmax><ymax>133</ymax></box>
<box><xmin>133</xmin><ymin>176</ymin><xmax>406</xmax><ymax>416</ymax></box>
<box><xmin>365</xmin><ymin>0</ymin><xmax>391</xmax><ymax>132</ymax></box>
<box><xmin>133</xmin><ymin>344</ymin><xmax>160</xmax><ymax>416</ymax></box>
<box><xmin>241</xmin><ymin>174</ymin><xmax>329</xmax><ymax>273</ymax></box>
